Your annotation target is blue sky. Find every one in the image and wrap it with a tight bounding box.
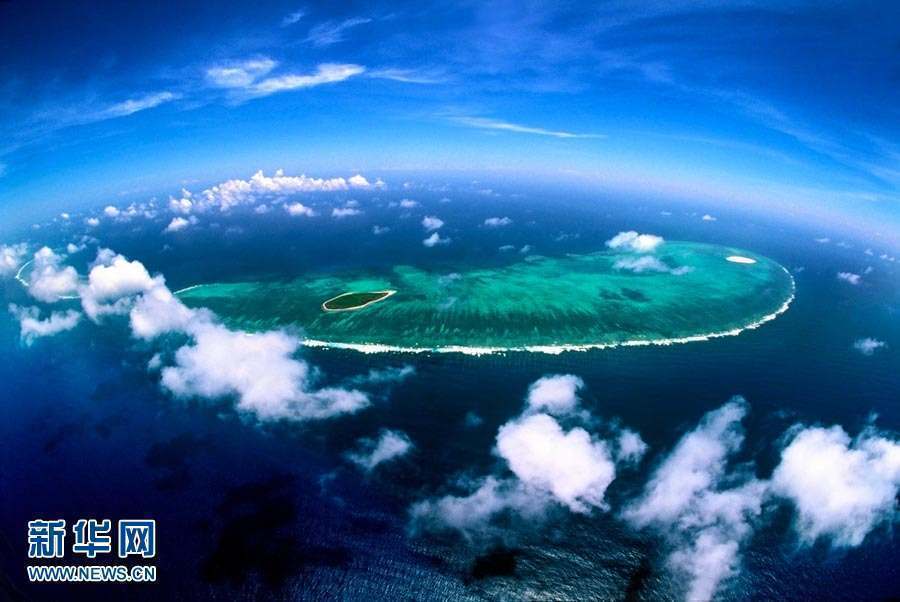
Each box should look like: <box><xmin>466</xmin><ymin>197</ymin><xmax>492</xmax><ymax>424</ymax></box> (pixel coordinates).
<box><xmin>1</xmin><ymin>1</ymin><xmax>898</xmax><ymax>230</ymax></box>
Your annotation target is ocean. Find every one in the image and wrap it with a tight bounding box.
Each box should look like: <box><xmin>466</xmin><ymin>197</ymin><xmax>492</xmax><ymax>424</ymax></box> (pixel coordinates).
<box><xmin>1</xmin><ymin>182</ymin><xmax>898</xmax><ymax>600</ymax></box>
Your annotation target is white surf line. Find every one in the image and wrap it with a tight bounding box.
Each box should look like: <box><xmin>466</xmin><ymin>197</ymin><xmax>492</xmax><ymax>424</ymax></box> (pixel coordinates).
<box><xmin>172</xmin><ymin>284</ymin><xmax>205</xmax><ymax>295</ymax></box>
<box><xmin>14</xmin><ymin>259</ymin><xmax>81</xmax><ymax>300</ymax></box>
<box><xmin>14</xmin><ymin>259</ymin><xmax>32</xmax><ymax>288</ymax></box>
<box><xmin>303</xmin><ymin>267</ymin><xmax>796</xmax><ymax>356</ymax></box>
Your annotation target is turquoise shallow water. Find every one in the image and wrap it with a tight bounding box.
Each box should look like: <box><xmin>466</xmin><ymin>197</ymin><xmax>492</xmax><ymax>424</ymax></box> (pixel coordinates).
<box><xmin>178</xmin><ymin>242</ymin><xmax>794</xmax><ymax>351</ymax></box>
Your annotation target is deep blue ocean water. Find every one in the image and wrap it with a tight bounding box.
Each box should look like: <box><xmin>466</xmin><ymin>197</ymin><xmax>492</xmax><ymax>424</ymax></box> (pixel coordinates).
<box><xmin>1</xmin><ymin>183</ymin><xmax>898</xmax><ymax>600</ymax></box>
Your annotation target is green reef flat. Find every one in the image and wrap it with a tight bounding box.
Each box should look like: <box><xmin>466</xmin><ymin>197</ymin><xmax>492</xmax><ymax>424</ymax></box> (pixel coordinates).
<box><xmin>176</xmin><ymin>242</ymin><xmax>794</xmax><ymax>354</ymax></box>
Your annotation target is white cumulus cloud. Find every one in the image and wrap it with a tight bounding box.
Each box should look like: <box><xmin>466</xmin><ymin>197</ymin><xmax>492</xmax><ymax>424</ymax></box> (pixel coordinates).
<box><xmin>164</xmin><ymin>216</ymin><xmax>192</xmax><ymax>232</ymax></box>
<box><xmin>422</xmin><ymin>215</ymin><xmax>444</xmax><ymax>231</ymax></box>
<box><xmin>496</xmin><ymin>413</ymin><xmax>616</xmax><ymax>513</ymax></box>
<box><xmin>623</xmin><ymin>398</ymin><xmax>766</xmax><ymax>601</ymax></box>
<box><xmin>0</xmin><ymin>243</ymin><xmax>27</xmax><ymax>276</ymax></box>
<box><xmin>853</xmin><ymin>338</ymin><xmax>887</xmax><ymax>356</ymax></box>
<box><xmin>423</xmin><ymin>232</ymin><xmax>451</xmax><ymax>247</ymax></box>
<box><xmin>837</xmin><ymin>271</ymin><xmax>862</xmax><ymax>285</ymax></box>
<box><xmin>770</xmin><ymin>424</ymin><xmax>900</xmax><ymax>547</ymax></box>
<box><xmin>196</xmin><ymin>169</ymin><xmax>365</xmax><ymax>211</ymax></box>
<box><xmin>160</xmin><ymin>322</ymin><xmax>369</xmax><ymax>421</ymax></box>
<box><xmin>168</xmin><ymin>194</ymin><xmax>193</xmax><ymax>214</ymax></box>
<box><xmin>28</xmin><ymin>247</ymin><xmax>79</xmax><ymax>303</ymax></box>
<box><xmin>606</xmin><ymin>231</ymin><xmax>665</xmax><ymax>253</ymax></box>
<box><xmin>80</xmin><ymin>251</ymin><xmax>160</xmax><ymax>320</ymax></box>
<box><xmin>348</xmin><ymin>174</ymin><xmax>381</xmax><ymax>188</ymax></box>
<box><xmin>5</xmin><ymin>246</ymin><xmax>371</xmax><ymax>425</ymax></box>
<box><xmin>484</xmin><ymin>217</ymin><xmax>512</xmax><ymax>227</ymax></box>
<box><xmin>616</xmin><ymin>429</ymin><xmax>649</xmax><ymax>465</ymax></box>
<box><xmin>613</xmin><ymin>256</ymin><xmax>692</xmax><ymax>275</ymax></box>
<box><xmin>129</xmin><ymin>282</ymin><xmax>209</xmax><ymax>340</ymax></box>
<box><xmin>411</xmin><ymin>375</ymin><xmax>642</xmax><ymax>537</ymax></box>
<box><xmin>8</xmin><ymin>304</ymin><xmax>81</xmax><ymax>344</ymax></box>
<box><xmin>332</xmin><ymin>207</ymin><xmax>361</xmax><ymax>218</ymax></box>
<box><xmin>284</xmin><ymin>202</ymin><xmax>315</xmax><ymax>217</ymax></box>
<box><xmin>344</xmin><ymin>365</ymin><xmax>415</xmax><ymax>386</ymax></box>
<box><xmin>525</xmin><ymin>374</ymin><xmax>584</xmax><ymax>416</ymax></box>
<box><xmin>346</xmin><ymin>429</ymin><xmax>413</xmax><ymax>472</ymax></box>
<box><xmin>409</xmin><ymin>476</ymin><xmax>550</xmax><ymax>538</ymax></box>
